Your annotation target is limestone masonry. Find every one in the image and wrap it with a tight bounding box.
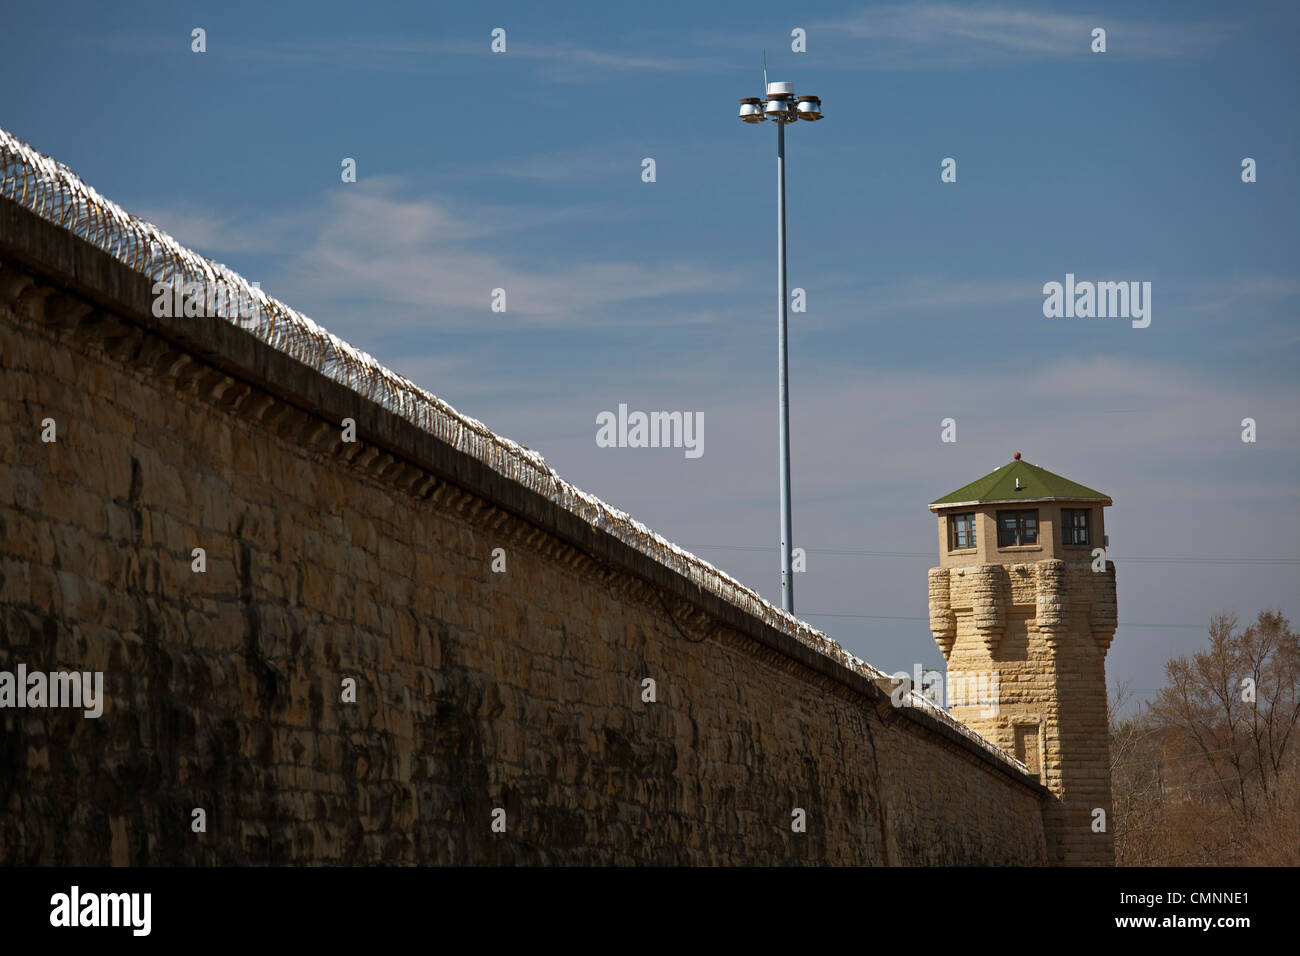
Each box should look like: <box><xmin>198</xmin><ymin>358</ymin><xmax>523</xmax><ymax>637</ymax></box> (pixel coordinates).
<box><xmin>0</xmin><ymin>132</ymin><xmax>1115</xmax><ymax>865</ymax></box>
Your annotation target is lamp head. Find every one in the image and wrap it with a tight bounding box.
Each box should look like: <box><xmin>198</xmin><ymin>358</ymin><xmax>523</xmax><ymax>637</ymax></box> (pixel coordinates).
<box><xmin>738</xmin><ymin>97</ymin><xmax>766</xmax><ymax>123</ymax></box>
<box><xmin>796</xmin><ymin>95</ymin><xmax>823</xmax><ymax>121</ymax></box>
<box><xmin>764</xmin><ymin>81</ymin><xmax>796</xmax><ymax>121</ymax></box>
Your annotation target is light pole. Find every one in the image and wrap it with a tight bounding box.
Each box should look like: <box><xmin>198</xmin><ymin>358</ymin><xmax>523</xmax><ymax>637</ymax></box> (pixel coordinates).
<box><xmin>739</xmin><ymin>82</ymin><xmax>822</xmax><ymax>614</ymax></box>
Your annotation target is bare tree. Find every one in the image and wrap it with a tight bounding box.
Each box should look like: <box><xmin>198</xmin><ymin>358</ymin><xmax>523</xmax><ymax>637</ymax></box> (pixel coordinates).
<box><xmin>1111</xmin><ymin>610</ymin><xmax>1299</xmax><ymax>865</ymax></box>
<box><xmin>1109</xmin><ymin>681</ymin><xmax>1172</xmax><ymax>865</ymax></box>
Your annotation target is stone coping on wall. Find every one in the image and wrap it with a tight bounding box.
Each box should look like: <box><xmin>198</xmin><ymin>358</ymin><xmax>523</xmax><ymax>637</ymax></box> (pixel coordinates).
<box><xmin>0</xmin><ymin>131</ymin><xmax>1042</xmax><ymax>792</ymax></box>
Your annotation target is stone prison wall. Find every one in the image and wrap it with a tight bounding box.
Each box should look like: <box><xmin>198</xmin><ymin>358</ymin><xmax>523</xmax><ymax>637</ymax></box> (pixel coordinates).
<box><xmin>0</xmin><ymin>194</ymin><xmax>1050</xmax><ymax>865</ymax></box>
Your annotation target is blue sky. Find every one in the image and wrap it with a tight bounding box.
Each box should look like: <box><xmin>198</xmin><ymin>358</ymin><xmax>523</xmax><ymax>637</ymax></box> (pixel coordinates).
<box><xmin>6</xmin><ymin>0</ymin><xmax>1298</xmax><ymax>714</ymax></box>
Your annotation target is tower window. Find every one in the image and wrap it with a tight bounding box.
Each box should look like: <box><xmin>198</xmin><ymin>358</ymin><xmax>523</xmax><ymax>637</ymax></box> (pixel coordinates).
<box><xmin>948</xmin><ymin>513</ymin><xmax>977</xmax><ymax>550</ymax></box>
<box><xmin>1062</xmin><ymin>508</ymin><xmax>1091</xmax><ymax>546</ymax></box>
<box><xmin>996</xmin><ymin>509</ymin><xmax>1038</xmax><ymax>547</ymax></box>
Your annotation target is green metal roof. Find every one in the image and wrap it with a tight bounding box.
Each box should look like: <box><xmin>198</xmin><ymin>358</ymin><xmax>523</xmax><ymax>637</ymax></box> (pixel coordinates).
<box><xmin>930</xmin><ymin>457</ymin><xmax>1110</xmax><ymax>509</ymax></box>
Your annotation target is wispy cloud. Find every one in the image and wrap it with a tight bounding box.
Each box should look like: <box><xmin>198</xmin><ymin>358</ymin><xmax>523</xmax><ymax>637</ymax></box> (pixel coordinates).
<box><xmin>77</xmin><ymin>5</ymin><xmax>1230</xmax><ymax>84</ymax></box>
<box><xmin>207</xmin><ymin>180</ymin><xmax>740</xmax><ymax>329</ymax></box>
<box><xmin>78</xmin><ymin>33</ymin><xmax>718</xmax><ymax>79</ymax></box>
<box><xmin>868</xmin><ymin>275</ymin><xmax>1042</xmax><ymax>310</ymax></box>
<box><xmin>785</xmin><ymin>3</ymin><xmax>1233</xmax><ymax>69</ymax></box>
<box><xmin>231</xmin><ymin>37</ymin><xmax>710</xmax><ymax>76</ymax></box>
<box><xmin>1187</xmin><ymin>274</ymin><xmax>1300</xmax><ymax>313</ymax></box>
<box><xmin>126</xmin><ymin>201</ymin><xmax>314</xmax><ymax>256</ymax></box>
<box><xmin>127</xmin><ymin>177</ymin><xmax>739</xmax><ymax>328</ymax></box>
<box><xmin>472</xmin><ymin>150</ymin><xmax>631</xmax><ymax>183</ymax></box>
<box><xmin>433</xmin><ymin>352</ymin><xmax>1299</xmax><ymax>581</ymax></box>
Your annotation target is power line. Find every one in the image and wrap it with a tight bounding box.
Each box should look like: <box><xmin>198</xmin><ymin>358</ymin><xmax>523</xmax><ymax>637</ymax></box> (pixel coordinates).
<box><xmin>799</xmin><ymin>611</ymin><xmax>1211</xmax><ymax>630</ymax></box>
<box><xmin>685</xmin><ymin>544</ymin><xmax>1300</xmax><ymax>567</ymax></box>
<box><xmin>801</xmin><ymin>612</ymin><xmax>927</xmax><ymax>622</ymax></box>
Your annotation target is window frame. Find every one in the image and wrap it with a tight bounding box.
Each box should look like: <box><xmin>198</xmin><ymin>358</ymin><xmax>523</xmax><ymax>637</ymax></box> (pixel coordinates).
<box><xmin>947</xmin><ymin>512</ymin><xmax>977</xmax><ymax>551</ymax></box>
<box><xmin>1061</xmin><ymin>507</ymin><xmax>1091</xmax><ymax>547</ymax></box>
<box><xmin>996</xmin><ymin>509</ymin><xmax>1039</xmax><ymax>548</ymax></box>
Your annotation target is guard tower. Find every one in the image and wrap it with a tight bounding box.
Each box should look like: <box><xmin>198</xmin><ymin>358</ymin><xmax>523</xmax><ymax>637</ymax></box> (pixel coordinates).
<box><xmin>927</xmin><ymin>454</ymin><xmax>1117</xmax><ymax>865</ymax></box>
